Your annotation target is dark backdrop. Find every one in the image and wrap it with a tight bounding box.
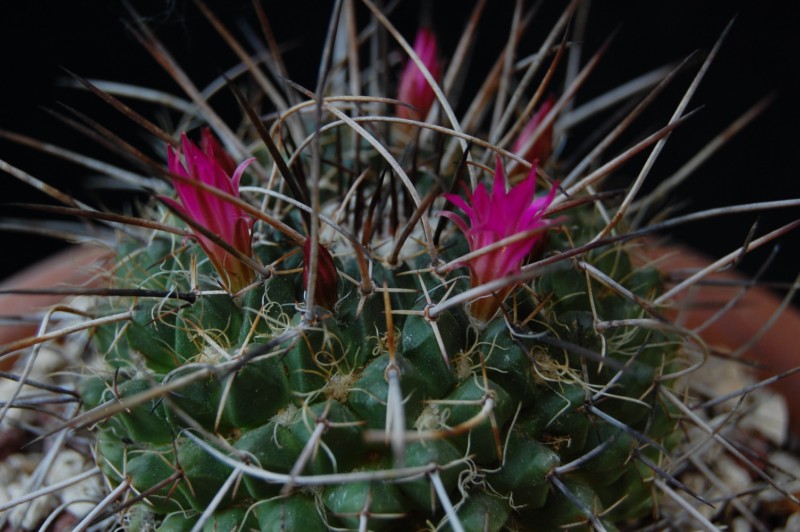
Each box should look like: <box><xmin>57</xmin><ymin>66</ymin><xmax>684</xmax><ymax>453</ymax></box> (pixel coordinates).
<box><xmin>1</xmin><ymin>1</ymin><xmax>798</xmax><ymax>287</ymax></box>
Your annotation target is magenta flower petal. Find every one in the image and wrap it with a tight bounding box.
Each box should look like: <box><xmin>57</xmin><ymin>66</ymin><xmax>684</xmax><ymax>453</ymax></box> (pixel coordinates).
<box><xmin>443</xmin><ymin>193</ymin><xmax>475</xmax><ymax>222</ymax></box>
<box><xmin>230</xmin><ymin>158</ymin><xmax>256</xmax><ymax>194</ymax></box>
<box><xmin>166</xmin><ymin>128</ymin><xmax>255</xmax><ymax>292</ymax></box>
<box><xmin>437</xmin><ymin>210</ymin><xmax>470</xmax><ymax>236</ymax></box>
<box><xmin>512</xmin><ymin>95</ymin><xmax>556</xmax><ymax>165</ymax></box>
<box><xmin>396</xmin><ymin>27</ymin><xmax>441</xmax><ymax>122</ymax></box>
<box><xmin>440</xmin><ymin>158</ymin><xmax>557</xmax><ymax>322</ymax></box>
<box><xmin>200</xmin><ymin>128</ymin><xmax>237</xmax><ymax>176</ymax></box>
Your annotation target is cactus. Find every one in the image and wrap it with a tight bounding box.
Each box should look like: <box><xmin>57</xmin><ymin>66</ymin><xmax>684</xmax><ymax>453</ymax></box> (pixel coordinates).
<box><xmin>2</xmin><ymin>2</ymin><xmax>799</xmax><ymax>531</ymax></box>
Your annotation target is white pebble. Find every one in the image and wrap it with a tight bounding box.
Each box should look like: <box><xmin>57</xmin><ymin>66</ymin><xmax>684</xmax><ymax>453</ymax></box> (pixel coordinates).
<box><xmin>739</xmin><ymin>391</ymin><xmax>788</xmax><ymax>447</ymax></box>
<box><xmin>46</xmin><ymin>449</ymin><xmax>103</xmax><ymax>519</ymax></box>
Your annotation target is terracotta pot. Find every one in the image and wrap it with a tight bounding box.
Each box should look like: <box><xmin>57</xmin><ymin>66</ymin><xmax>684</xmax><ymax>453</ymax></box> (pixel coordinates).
<box><xmin>637</xmin><ymin>239</ymin><xmax>800</xmax><ymax>439</ymax></box>
<box><xmin>0</xmin><ymin>245</ymin><xmax>111</xmax><ymax>371</ymax></box>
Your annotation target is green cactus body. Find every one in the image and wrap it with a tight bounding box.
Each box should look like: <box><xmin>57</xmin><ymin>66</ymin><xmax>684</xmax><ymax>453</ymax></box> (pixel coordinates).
<box><xmin>83</xmin><ymin>202</ymin><xmax>682</xmax><ymax>531</ymax></box>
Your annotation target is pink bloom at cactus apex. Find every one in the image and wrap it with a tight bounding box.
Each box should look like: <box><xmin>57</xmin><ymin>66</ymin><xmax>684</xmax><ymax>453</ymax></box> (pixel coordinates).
<box><xmin>302</xmin><ymin>239</ymin><xmax>339</xmax><ymax>312</ymax></box>
<box><xmin>441</xmin><ymin>158</ymin><xmax>557</xmax><ymax>322</ymax></box>
<box><xmin>396</xmin><ymin>27</ymin><xmax>441</xmax><ymax>121</ymax></box>
<box><xmin>161</xmin><ymin>129</ymin><xmax>256</xmax><ymax>292</ymax></box>
<box><xmin>512</xmin><ymin>95</ymin><xmax>556</xmax><ymax>165</ymax></box>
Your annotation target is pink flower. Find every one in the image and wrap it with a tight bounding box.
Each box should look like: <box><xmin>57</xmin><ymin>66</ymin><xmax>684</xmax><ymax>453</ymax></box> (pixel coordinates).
<box><xmin>302</xmin><ymin>240</ymin><xmax>339</xmax><ymax>311</ymax></box>
<box><xmin>441</xmin><ymin>158</ymin><xmax>557</xmax><ymax>322</ymax></box>
<box><xmin>396</xmin><ymin>27</ymin><xmax>441</xmax><ymax>122</ymax></box>
<box><xmin>512</xmin><ymin>96</ymin><xmax>556</xmax><ymax>165</ymax></box>
<box><xmin>161</xmin><ymin>129</ymin><xmax>256</xmax><ymax>292</ymax></box>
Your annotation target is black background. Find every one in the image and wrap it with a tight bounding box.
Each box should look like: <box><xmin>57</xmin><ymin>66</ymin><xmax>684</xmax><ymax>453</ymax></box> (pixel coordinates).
<box><xmin>1</xmin><ymin>1</ymin><xmax>798</xmax><ymax>288</ymax></box>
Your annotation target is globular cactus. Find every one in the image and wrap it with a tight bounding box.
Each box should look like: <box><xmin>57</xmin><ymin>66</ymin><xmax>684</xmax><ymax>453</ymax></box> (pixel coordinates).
<box><xmin>2</xmin><ymin>2</ymin><xmax>799</xmax><ymax>531</ymax></box>
<box><xmin>81</xmin><ymin>141</ymin><xmax>684</xmax><ymax>530</ymax></box>
<box><xmin>67</xmin><ymin>7</ymin><xmax>693</xmax><ymax>529</ymax></box>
